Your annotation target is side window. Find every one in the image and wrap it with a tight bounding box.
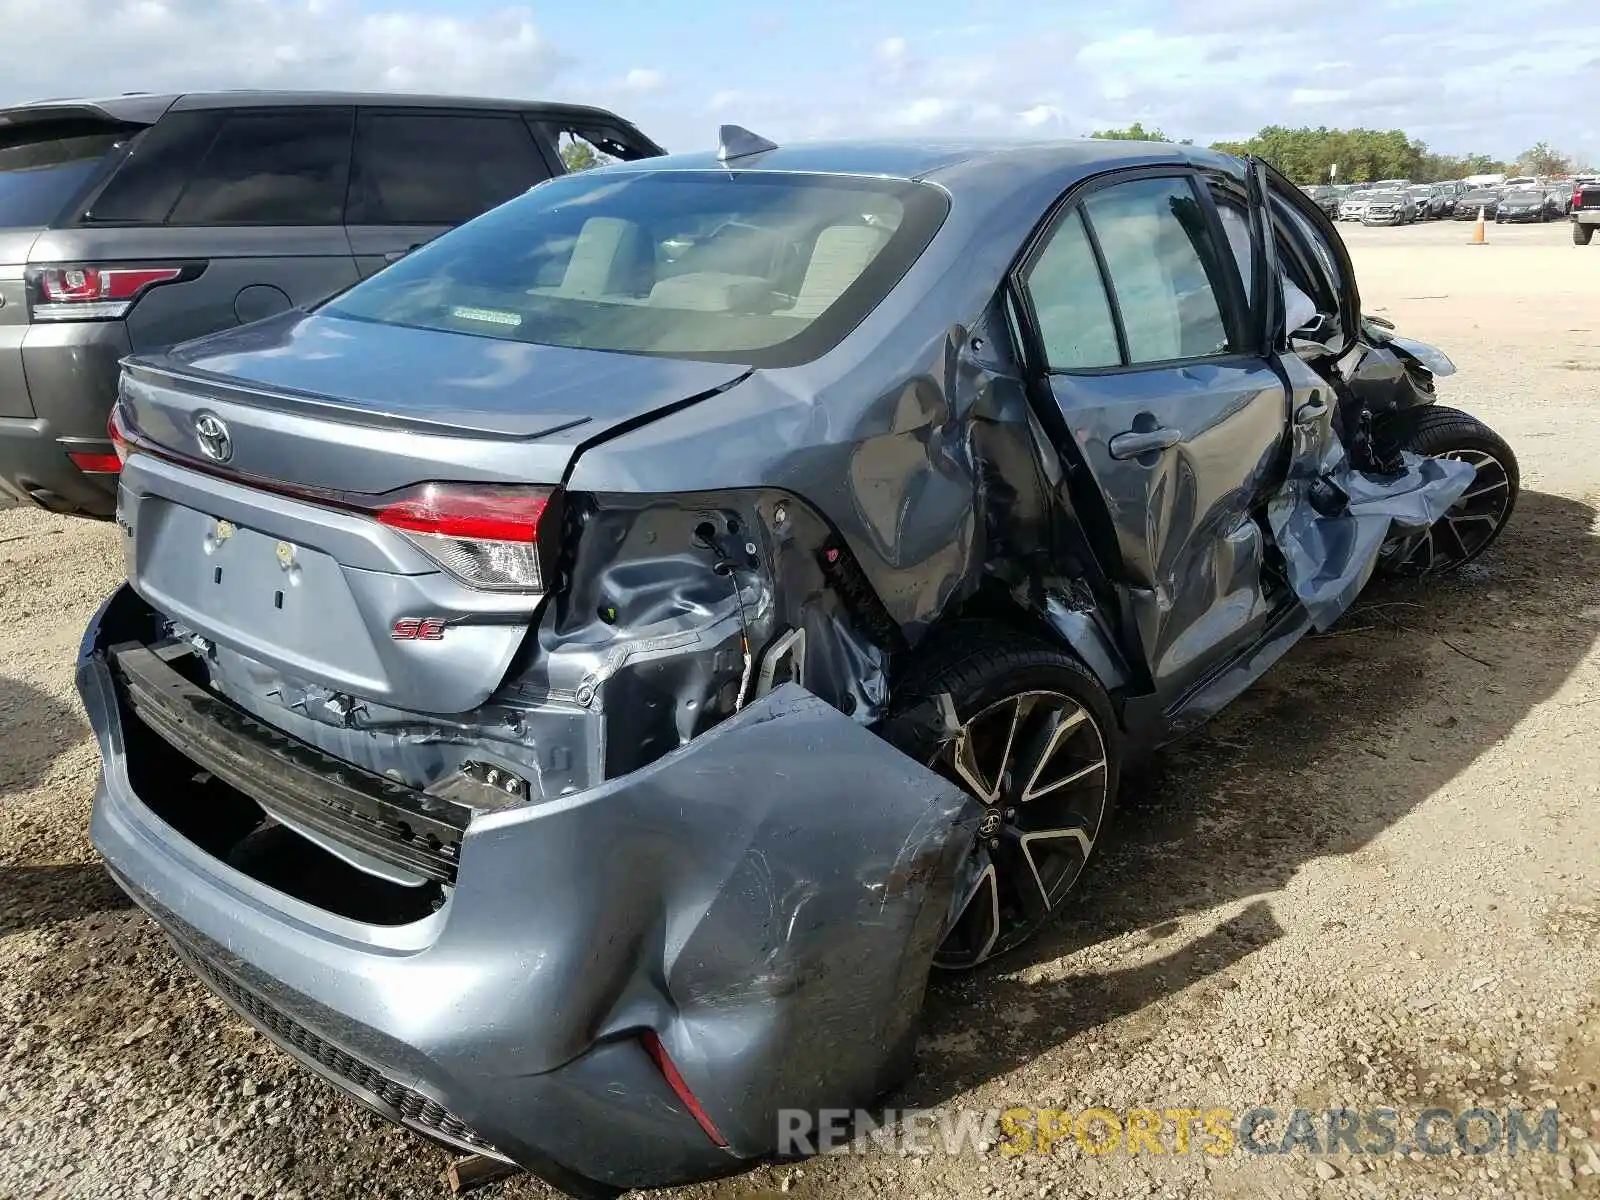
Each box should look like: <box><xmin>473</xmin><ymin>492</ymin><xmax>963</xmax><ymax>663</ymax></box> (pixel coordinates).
<box><xmin>168</xmin><ymin>109</ymin><xmax>353</xmax><ymax>225</ymax></box>
<box><xmin>1082</xmin><ymin>178</ymin><xmax>1231</xmax><ymax>364</ymax></box>
<box><xmin>1213</xmin><ymin>197</ymin><xmax>1254</xmax><ymax>310</ymax></box>
<box><xmin>1022</xmin><ymin>209</ymin><xmax>1120</xmax><ymax>370</ymax></box>
<box><xmin>348</xmin><ymin>113</ymin><xmax>549</xmax><ymax>226</ymax></box>
<box><xmin>1212</xmin><ymin>189</ymin><xmax>1330</xmax><ymax>338</ymax></box>
<box><xmin>553</xmin><ymin>130</ymin><xmax>618</xmax><ymax>173</ymax></box>
<box><xmin>84</xmin><ymin>111</ymin><xmax>221</xmax><ymax>224</ymax></box>
<box><xmin>1276</xmin><ymin>198</ymin><xmax>1341</xmax><ymax>302</ymax></box>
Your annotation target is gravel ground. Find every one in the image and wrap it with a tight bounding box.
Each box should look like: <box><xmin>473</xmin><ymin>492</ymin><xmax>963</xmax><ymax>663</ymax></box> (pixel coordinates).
<box><xmin>1</xmin><ymin>218</ymin><xmax>1598</xmax><ymax>1200</ymax></box>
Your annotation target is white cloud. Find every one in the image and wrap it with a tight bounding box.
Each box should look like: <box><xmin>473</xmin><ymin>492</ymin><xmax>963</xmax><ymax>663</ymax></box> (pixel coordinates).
<box><xmin>620</xmin><ymin>68</ymin><xmax>666</xmax><ymax>94</ymax></box>
<box><xmin>0</xmin><ymin>0</ymin><xmax>570</xmax><ymax>102</ymax></box>
<box><xmin>4</xmin><ymin>0</ymin><xmax>1598</xmax><ymax>165</ymax></box>
<box><xmin>1290</xmin><ymin>88</ymin><xmax>1351</xmax><ymax>106</ymax></box>
<box><xmin>890</xmin><ymin>98</ymin><xmax>951</xmax><ymax>128</ymax></box>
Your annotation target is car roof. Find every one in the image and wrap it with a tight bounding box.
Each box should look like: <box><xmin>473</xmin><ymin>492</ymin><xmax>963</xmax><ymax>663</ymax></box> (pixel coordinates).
<box><xmin>0</xmin><ymin>90</ymin><xmax>630</xmax><ymax>128</ymax></box>
<box><xmin>589</xmin><ymin>136</ymin><xmax>1238</xmax><ymax>194</ymax></box>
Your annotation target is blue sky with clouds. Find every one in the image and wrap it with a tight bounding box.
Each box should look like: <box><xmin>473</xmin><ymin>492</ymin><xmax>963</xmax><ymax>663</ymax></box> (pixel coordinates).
<box><xmin>3</xmin><ymin>0</ymin><xmax>1597</xmax><ymax>163</ymax></box>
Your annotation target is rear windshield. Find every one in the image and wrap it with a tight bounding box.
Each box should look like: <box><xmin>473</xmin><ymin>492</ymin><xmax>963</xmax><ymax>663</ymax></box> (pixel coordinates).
<box><xmin>324</xmin><ymin>169</ymin><xmax>950</xmax><ymax>367</ymax></box>
<box><xmin>0</xmin><ymin>122</ymin><xmax>126</xmax><ymax>227</ymax></box>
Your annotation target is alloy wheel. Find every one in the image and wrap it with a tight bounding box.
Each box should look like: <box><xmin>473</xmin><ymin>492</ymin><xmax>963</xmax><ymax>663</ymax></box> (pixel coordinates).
<box><xmin>1386</xmin><ymin>448</ymin><xmax>1515</xmax><ymax>575</ymax></box>
<box><xmin>931</xmin><ymin>690</ymin><xmax>1110</xmax><ymax>970</ymax></box>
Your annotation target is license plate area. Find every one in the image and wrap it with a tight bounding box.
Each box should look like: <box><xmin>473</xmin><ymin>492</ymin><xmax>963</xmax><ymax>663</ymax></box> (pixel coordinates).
<box><xmin>130</xmin><ymin>498</ymin><xmax>388</xmax><ymax>693</ymax></box>
<box><xmin>184</xmin><ymin>512</ymin><xmax>326</xmax><ymax>624</ymax></box>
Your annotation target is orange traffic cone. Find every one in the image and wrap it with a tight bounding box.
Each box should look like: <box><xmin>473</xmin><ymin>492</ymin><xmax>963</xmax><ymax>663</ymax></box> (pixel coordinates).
<box><xmin>1470</xmin><ymin>206</ymin><xmax>1487</xmax><ymax>244</ymax></box>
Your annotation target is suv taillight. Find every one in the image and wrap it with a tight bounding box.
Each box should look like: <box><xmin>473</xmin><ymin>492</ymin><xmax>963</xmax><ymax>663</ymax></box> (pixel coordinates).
<box><xmin>30</xmin><ymin>264</ymin><xmax>191</xmax><ymax>322</ymax></box>
<box><xmin>373</xmin><ymin>483</ymin><xmax>562</xmax><ymax>593</ymax></box>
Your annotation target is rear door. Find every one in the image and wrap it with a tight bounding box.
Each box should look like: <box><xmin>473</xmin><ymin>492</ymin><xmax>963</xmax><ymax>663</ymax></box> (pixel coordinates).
<box><xmin>35</xmin><ymin>105</ymin><xmax>362</xmax><ymax>349</ymax></box>
<box><xmin>1015</xmin><ymin>169</ymin><xmax>1292</xmax><ymax>705</ymax></box>
<box><xmin>344</xmin><ymin>108</ymin><xmax>553</xmax><ymax>277</ymax></box>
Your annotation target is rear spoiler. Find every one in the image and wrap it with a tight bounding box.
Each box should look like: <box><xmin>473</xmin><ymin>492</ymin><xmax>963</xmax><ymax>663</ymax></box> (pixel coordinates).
<box><xmin>0</xmin><ymin>96</ymin><xmax>174</xmax><ymax>132</ymax></box>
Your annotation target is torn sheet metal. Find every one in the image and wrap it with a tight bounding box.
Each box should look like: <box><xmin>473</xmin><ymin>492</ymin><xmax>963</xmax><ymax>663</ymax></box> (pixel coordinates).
<box><xmin>1268</xmin><ymin>445</ymin><xmax>1474</xmax><ymax>630</ymax></box>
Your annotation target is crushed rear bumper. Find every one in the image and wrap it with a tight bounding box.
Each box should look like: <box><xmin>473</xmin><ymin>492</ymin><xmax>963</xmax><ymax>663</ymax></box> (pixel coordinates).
<box><xmin>80</xmin><ymin>585</ymin><xmax>976</xmax><ymax>1196</ymax></box>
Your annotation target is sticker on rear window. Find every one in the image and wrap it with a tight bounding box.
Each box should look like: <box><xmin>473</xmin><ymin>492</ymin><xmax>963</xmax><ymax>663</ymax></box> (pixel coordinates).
<box><xmin>450</xmin><ymin>305</ymin><xmax>523</xmax><ymax>327</ymax></box>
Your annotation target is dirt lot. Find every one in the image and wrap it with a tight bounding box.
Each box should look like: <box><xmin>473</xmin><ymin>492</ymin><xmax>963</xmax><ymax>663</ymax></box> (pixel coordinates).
<box><xmin>2</xmin><ymin>217</ymin><xmax>1598</xmax><ymax>1200</ymax></box>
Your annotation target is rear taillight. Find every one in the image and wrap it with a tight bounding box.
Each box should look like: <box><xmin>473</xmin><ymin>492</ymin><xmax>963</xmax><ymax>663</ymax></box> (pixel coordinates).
<box><xmin>108</xmin><ymin>405</ymin><xmax>133</xmax><ymax>465</ymax></box>
<box><xmin>640</xmin><ymin>1031</ymin><xmax>727</xmax><ymax>1147</ymax></box>
<box><xmin>67</xmin><ymin>450</ymin><xmax>122</xmax><ymax>474</ymax></box>
<box><xmin>30</xmin><ymin>264</ymin><xmax>189</xmax><ymax>322</ymax></box>
<box><xmin>373</xmin><ymin>483</ymin><xmax>560</xmax><ymax>593</ymax></box>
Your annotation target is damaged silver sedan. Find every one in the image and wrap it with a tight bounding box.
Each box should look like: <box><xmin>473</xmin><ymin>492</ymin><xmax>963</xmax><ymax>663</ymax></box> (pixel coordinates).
<box><xmin>79</xmin><ymin>130</ymin><xmax>1517</xmax><ymax>1196</ymax></box>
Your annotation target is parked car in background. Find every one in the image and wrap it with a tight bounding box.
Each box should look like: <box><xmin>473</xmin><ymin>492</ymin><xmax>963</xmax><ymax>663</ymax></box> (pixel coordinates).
<box><xmin>1454</xmin><ymin>186</ymin><xmax>1502</xmax><ymax>220</ymax></box>
<box><xmin>0</xmin><ymin>91</ymin><xmax>663</xmax><ymax>518</ymax></box>
<box><xmin>1340</xmin><ymin>191</ymin><xmax>1375</xmax><ymax>220</ymax></box>
<box><xmin>1574</xmin><ymin>178</ymin><xmax>1600</xmax><ymax>244</ymax></box>
<box><xmin>1496</xmin><ymin>187</ymin><xmax>1553</xmax><ymax>223</ymax></box>
<box><xmin>82</xmin><ymin>134</ymin><xmax>1515</xmax><ymax>1195</ymax></box>
<box><xmin>1307</xmin><ymin>184</ymin><xmax>1344</xmax><ymax>219</ymax></box>
<box><xmin>1361</xmin><ymin>190</ymin><xmax>1417</xmax><ymax>225</ymax></box>
<box><xmin>1407</xmin><ymin>185</ymin><xmax>1438</xmax><ymax>219</ymax></box>
<box><xmin>1436</xmin><ymin>181</ymin><xmax>1467</xmax><ymax>217</ymax></box>
<box><xmin>1546</xmin><ymin>186</ymin><xmax>1573</xmax><ymax>217</ymax></box>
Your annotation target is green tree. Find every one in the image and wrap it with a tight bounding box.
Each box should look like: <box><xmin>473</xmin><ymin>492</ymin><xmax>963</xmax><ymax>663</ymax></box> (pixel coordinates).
<box><xmin>561</xmin><ymin>138</ymin><xmax>600</xmax><ymax>172</ymax></box>
<box><xmin>1089</xmin><ymin>122</ymin><xmax>1183</xmax><ymax>143</ymax></box>
<box><xmin>1205</xmin><ymin>125</ymin><xmax>1426</xmax><ymax>184</ymax></box>
<box><xmin>1518</xmin><ymin>141</ymin><xmax>1571</xmax><ymax>176</ymax></box>
<box><xmin>1412</xmin><ymin>150</ymin><xmax>1507</xmax><ymax>182</ymax></box>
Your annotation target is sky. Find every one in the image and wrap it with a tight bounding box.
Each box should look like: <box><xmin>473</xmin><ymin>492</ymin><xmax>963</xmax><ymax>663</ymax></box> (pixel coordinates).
<box><xmin>2</xmin><ymin>0</ymin><xmax>1597</xmax><ymax>165</ymax></box>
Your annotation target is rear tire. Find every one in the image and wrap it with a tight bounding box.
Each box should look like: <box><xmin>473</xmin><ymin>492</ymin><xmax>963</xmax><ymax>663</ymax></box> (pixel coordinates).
<box><xmin>1577</xmin><ymin>223</ymin><xmax>1594</xmax><ymax>246</ymax></box>
<box><xmin>884</xmin><ymin>624</ymin><xmax>1120</xmax><ymax>971</ymax></box>
<box><xmin>1376</xmin><ymin>406</ymin><xmax>1519</xmax><ymax>577</ymax></box>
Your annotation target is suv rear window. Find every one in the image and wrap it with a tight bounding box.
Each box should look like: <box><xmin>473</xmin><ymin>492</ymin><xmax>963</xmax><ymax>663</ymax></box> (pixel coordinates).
<box><xmin>325</xmin><ymin>169</ymin><xmax>949</xmax><ymax>367</ymax></box>
<box><xmin>0</xmin><ymin>122</ymin><xmax>126</xmax><ymax>227</ymax></box>
<box><xmin>84</xmin><ymin>111</ymin><xmax>222</xmax><ymax>225</ymax></box>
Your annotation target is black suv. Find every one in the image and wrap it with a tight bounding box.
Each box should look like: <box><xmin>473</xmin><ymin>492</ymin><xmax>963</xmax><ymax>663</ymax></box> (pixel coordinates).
<box><xmin>0</xmin><ymin>92</ymin><xmax>662</xmax><ymax>516</ymax></box>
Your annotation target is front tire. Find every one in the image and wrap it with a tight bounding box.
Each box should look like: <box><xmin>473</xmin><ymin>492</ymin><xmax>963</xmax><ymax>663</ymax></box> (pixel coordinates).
<box><xmin>1376</xmin><ymin>405</ymin><xmax>1519</xmax><ymax>577</ymax></box>
<box><xmin>884</xmin><ymin>625</ymin><xmax>1120</xmax><ymax>971</ymax></box>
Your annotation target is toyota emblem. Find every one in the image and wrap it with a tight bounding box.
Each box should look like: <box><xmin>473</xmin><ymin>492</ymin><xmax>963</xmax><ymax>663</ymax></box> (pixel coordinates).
<box><xmin>194</xmin><ymin>413</ymin><xmax>232</xmax><ymax>463</ymax></box>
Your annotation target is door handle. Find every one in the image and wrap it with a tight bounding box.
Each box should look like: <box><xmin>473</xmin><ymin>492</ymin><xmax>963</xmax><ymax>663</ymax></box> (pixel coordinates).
<box><xmin>384</xmin><ymin>244</ymin><xmax>423</xmax><ymax>263</ymax></box>
<box><xmin>1108</xmin><ymin>426</ymin><xmax>1182</xmax><ymax>460</ymax></box>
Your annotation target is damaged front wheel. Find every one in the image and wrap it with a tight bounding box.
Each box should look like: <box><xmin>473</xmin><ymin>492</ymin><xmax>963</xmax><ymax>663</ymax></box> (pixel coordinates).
<box><xmin>1376</xmin><ymin>405</ymin><xmax>1520</xmax><ymax>577</ymax></box>
<box><xmin>886</xmin><ymin>627</ymin><xmax>1120</xmax><ymax>971</ymax></box>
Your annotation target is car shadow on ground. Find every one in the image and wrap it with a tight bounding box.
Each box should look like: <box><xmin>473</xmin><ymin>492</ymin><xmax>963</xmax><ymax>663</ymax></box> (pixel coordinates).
<box><xmin>906</xmin><ymin>487</ymin><xmax>1600</xmax><ymax>1105</ymax></box>
<box><xmin>0</xmin><ymin>672</ymin><xmax>131</xmax><ymax>937</ymax></box>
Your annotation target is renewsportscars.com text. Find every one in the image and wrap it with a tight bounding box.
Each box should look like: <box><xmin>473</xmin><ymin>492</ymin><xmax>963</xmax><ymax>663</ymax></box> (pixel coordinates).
<box><xmin>777</xmin><ymin>1105</ymin><xmax>1563</xmax><ymax>1158</ymax></box>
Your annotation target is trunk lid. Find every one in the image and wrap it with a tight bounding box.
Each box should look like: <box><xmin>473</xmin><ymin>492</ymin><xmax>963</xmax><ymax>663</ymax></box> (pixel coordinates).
<box><xmin>128</xmin><ymin>310</ymin><xmax>751</xmax><ymax>490</ymax></box>
<box><xmin>116</xmin><ymin>311</ymin><xmax>752</xmax><ymax>715</ymax></box>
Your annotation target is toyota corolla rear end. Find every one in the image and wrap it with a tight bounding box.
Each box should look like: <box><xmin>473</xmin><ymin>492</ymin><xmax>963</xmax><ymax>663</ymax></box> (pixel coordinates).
<box><xmin>80</xmin><ymin>163</ymin><xmax>974</xmax><ymax>1195</ymax></box>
